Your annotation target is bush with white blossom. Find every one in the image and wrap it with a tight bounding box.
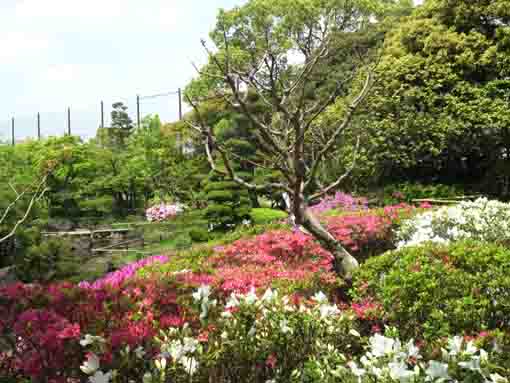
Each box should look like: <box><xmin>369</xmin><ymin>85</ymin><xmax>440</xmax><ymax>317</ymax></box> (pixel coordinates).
<box><xmin>397</xmin><ymin>197</ymin><xmax>510</xmax><ymax>248</ymax></box>
<box><xmin>77</xmin><ymin>286</ymin><xmax>509</xmax><ymax>383</ymax></box>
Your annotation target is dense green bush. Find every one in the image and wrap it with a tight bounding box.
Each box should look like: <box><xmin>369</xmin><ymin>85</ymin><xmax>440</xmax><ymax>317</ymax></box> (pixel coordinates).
<box><xmin>249</xmin><ymin>208</ymin><xmax>288</xmax><ymax>224</ymax></box>
<box><xmin>202</xmin><ymin>172</ymin><xmax>252</xmax><ymax>231</ymax></box>
<box><xmin>189</xmin><ymin>228</ymin><xmax>210</xmax><ymax>242</ymax></box>
<box><xmin>351</xmin><ymin>241</ymin><xmax>510</xmax><ymax>340</ymax></box>
<box><xmin>15</xmin><ymin>228</ymin><xmax>76</xmax><ymax>282</ymax></box>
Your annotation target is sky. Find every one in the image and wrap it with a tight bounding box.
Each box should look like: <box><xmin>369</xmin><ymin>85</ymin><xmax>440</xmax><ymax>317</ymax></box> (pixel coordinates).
<box><xmin>0</xmin><ymin>0</ymin><xmax>423</xmax><ymax>141</ymax></box>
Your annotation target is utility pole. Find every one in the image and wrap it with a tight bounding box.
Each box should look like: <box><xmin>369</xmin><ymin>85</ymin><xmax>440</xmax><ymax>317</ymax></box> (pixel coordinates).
<box><xmin>67</xmin><ymin>107</ymin><xmax>71</xmax><ymax>136</ymax></box>
<box><xmin>11</xmin><ymin>117</ymin><xmax>14</xmax><ymax>146</ymax></box>
<box><xmin>136</xmin><ymin>94</ymin><xmax>141</xmax><ymax>129</ymax></box>
<box><xmin>37</xmin><ymin>112</ymin><xmax>41</xmax><ymax>140</ymax></box>
<box><xmin>100</xmin><ymin>100</ymin><xmax>105</xmax><ymax>129</ymax></box>
<box><xmin>178</xmin><ymin>88</ymin><xmax>183</xmax><ymax>120</ymax></box>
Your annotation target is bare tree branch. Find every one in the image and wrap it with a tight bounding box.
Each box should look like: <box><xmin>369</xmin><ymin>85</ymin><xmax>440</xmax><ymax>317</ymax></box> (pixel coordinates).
<box><xmin>309</xmin><ymin>136</ymin><xmax>360</xmax><ymax>201</ymax></box>
<box><xmin>306</xmin><ymin>71</ymin><xmax>373</xmax><ymax>187</ymax></box>
<box><xmin>0</xmin><ymin>175</ymin><xmax>49</xmax><ymax>244</ymax></box>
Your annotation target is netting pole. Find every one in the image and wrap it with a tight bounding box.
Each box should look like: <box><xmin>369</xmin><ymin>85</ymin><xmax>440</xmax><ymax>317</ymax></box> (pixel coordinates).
<box><xmin>11</xmin><ymin>117</ymin><xmax>14</xmax><ymax>146</ymax></box>
<box><xmin>37</xmin><ymin>112</ymin><xmax>41</xmax><ymax>140</ymax></box>
<box><xmin>136</xmin><ymin>95</ymin><xmax>141</xmax><ymax>129</ymax></box>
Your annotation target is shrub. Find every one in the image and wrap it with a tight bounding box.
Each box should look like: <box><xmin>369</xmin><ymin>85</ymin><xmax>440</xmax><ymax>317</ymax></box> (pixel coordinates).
<box><xmin>397</xmin><ymin>197</ymin><xmax>510</xmax><ymax>248</ymax></box>
<box><xmin>310</xmin><ymin>191</ymin><xmax>368</xmax><ymax>215</ymax></box>
<box><xmin>351</xmin><ymin>241</ymin><xmax>510</xmax><ymax>340</ymax></box>
<box><xmin>15</xmin><ymin>228</ymin><xmax>76</xmax><ymax>283</ymax></box>
<box><xmin>249</xmin><ymin>208</ymin><xmax>288</xmax><ymax>224</ymax></box>
<box><xmin>189</xmin><ymin>228</ymin><xmax>209</xmax><ymax>243</ymax></box>
<box><xmin>202</xmin><ymin>172</ymin><xmax>252</xmax><ymax>231</ymax></box>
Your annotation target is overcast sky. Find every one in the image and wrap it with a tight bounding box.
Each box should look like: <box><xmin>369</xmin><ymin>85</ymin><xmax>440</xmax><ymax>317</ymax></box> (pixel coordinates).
<box><xmin>0</xmin><ymin>0</ymin><xmax>423</xmax><ymax>141</ymax></box>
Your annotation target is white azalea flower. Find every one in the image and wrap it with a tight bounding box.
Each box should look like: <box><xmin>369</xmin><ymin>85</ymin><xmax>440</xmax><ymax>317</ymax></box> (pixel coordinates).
<box><xmin>279</xmin><ymin>319</ymin><xmax>293</xmax><ymax>334</ymax></box>
<box><xmin>388</xmin><ymin>361</ymin><xmax>415</xmax><ymax>383</ymax></box>
<box><xmin>192</xmin><ymin>285</ymin><xmax>211</xmax><ymax>302</ymax></box>
<box><xmin>261</xmin><ymin>288</ymin><xmax>277</xmax><ymax>302</ymax></box>
<box><xmin>182</xmin><ymin>337</ymin><xmax>199</xmax><ymax>353</ymax></box>
<box><xmin>369</xmin><ymin>334</ymin><xmax>395</xmax><ymax>357</ymax></box>
<box><xmin>349</xmin><ymin>329</ymin><xmax>361</xmax><ymax>337</ymax></box>
<box><xmin>244</xmin><ymin>288</ymin><xmax>258</xmax><ymax>305</ymax></box>
<box><xmin>318</xmin><ymin>303</ymin><xmax>340</xmax><ymax>318</ymax></box>
<box><xmin>490</xmin><ymin>373</ymin><xmax>508</xmax><ymax>383</ymax></box>
<box><xmin>312</xmin><ymin>291</ymin><xmax>328</xmax><ymax>303</ymax></box>
<box><xmin>181</xmin><ymin>356</ymin><xmax>199</xmax><ymax>375</ymax></box>
<box><xmin>89</xmin><ymin>371</ymin><xmax>112</xmax><ymax>383</ymax></box>
<box><xmin>135</xmin><ymin>346</ymin><xmax>145</xmax><ymax>359</ymax></box>
<box><xmin>458</xmin><ymin>356</ymin><xmax>481</xmax><ymax>372</ymax></box>
<box><xmin>226</xmin><ymin>293</ymin><xmax>240</xmax><ymax>309</ymax></box>
<box><xmin>465</xmin><ymin>340</ymin><xmax>478</xmax><ymax>355</ymax></box>
<box><xmin>80</xmin><ymin>353</ymin><xmax>100</xmax><ymax>375</ymax></box>
<box><xmin>405</xmin><ymin>339</ymin><xmax>421</xmax><ymax>359</ymax></box>
<box><xmin>80</xmin><ymin>334</ymin><xmax>106</xmax><ymax>347</ymax></box>
<box><xmin>425</xmin><ymin>361</ymin><xmax>449</xmax><ymax>381</ymax></box>
<box><xmin>348</xmin><ymin>361</ymin><xmax>366</xmax><ymax>377</ymax></box>
<box><xmin>447</xmin><ymin>336</ymin><xmax>463</xmax><ymax>355</ymax></box>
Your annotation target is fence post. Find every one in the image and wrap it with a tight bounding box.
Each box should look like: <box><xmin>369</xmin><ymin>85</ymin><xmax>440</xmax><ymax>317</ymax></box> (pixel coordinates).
<box><xmin>37</xmin><ymin>112</ymin><xmax>41</xmax><ymax>140</ymax></box>
<box><xmin>178</xmin><ymin>88</ymin><xmax>183</xmax><ymax>120</ymax></box>
<box><xmin>100</xmin><ymin>100</ymin><xmax>104</xmax><ymax>129</ymax></box>
<box><xmin>67</xmin><ymin>107</ymin><xmax>71</xmax><ymax>136</ymax></box>
<box><xmin>136</xmin><ymin>95</ymin><xmax>141</xmax><ymax>129</ymax></box>
<box><xmin>11</xmin><ymin>117</ymin><xmax>14</xmax><ymax>146</ymax></box>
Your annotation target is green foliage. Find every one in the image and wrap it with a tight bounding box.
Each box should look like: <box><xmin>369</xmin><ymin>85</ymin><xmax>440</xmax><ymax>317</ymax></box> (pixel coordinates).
<box><xmin>249</xmin><ymin>208</ymin><xmax>288</xmax><ymax>224</ymax></box>
<box><xmin>351</xmin><ymin>241</ymin><xmax>510</xmax><ymax>340</ymax></box>
<box><xmin>355</xmin><ymin>0</ymin><xmax>510</xmax><ymax>193</ymax></box>
<box><xmin>203</xmin><ymin>172</ymin><xmax>252</xmax><ymax>231</ymax></box>
<box><xmin>189</xmin><ymin>228</ymin><xmax>210</xmax><ymax>243</ymax></box>
<box><xmin>14</xmin><ymin>228</ymin><xmax>76</xmax><ymax>283</ymax></box>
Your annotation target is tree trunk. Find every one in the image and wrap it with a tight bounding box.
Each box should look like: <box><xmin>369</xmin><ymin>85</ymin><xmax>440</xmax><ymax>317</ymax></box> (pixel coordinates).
<box><xmin>300</xmin><ymin>205</ymin><xmax>359</xmax><ymax>280</ymax></box>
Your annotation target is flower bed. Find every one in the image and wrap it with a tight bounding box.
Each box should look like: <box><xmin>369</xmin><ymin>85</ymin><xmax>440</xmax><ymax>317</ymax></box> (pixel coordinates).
<box><xmin>0</xmin><ymin>203</ymin><xmax>449</xmax><ymax>382</ymax></box>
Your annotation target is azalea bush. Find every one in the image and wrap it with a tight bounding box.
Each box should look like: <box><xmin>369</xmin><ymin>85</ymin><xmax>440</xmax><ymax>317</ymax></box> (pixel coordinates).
<box><xmin>146</xmin><ymin>203</ymin><xmax>184</xmax><ymax>222</ymax></box>
<box><xmin>310</xmin><ymin>191</ymin><xmax>368</xmax><ymax>215</ymax></box>
<box><xmin>397</xmin><ymin>197</ymin><xmax>510</xmax><ymax>248</ymax></box>
<box><xmin>0</xmin><ymin>276</ymin><xmax>189</xmax><ymax>382</ymax></box>
<box><xmin>77</xmin><ymin>287</ymin><xmax>508</xmax><ymax>382</ymax></box>
<box><xmin>352</xmin><ymin>241</ymin><xmax>510</xmax><ymax>341</ymax></box>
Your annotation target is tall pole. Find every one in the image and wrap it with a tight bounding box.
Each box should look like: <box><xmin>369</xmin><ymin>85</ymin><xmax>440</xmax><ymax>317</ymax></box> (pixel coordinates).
<box><xmin>100</xmin><ymin>100</ymin><xmax>104</xmax><ymax>129</ymax></box>
<box><xmin>67</xmin><ymin>107</ymin><xmax>71</xmax><ymax>136</ymax></box>
<box><xmin>136</xmin><ymin>94</ymin><xmax>141</xmax><ymax>129</ymax></box>
<box><xmin>37</xmin><ymin>112</ymin><xmax>41</xmax><ymax>140</ymax></box>
<box><xmin>11</xmin><ymin>117</ymin><xmax>14</xmax><ymax>146</ymax></box>
<box><xmin>178</xmin><ymin>88</ymin><xmax>183</xmax><ymax>120</ymax></box>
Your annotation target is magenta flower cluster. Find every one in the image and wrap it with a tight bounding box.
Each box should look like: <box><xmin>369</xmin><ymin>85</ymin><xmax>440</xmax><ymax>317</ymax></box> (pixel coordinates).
<box><xmin>146</xmin><ymin>203</ymin><xmax>184</xmax><ymax>222</ymax></box>
<box><xmin>310</xmin><ymin>192</ymin><xmax>368</xmax><ymax>214</ymax></box>
<box><xmin>78</xmin><ymin>255</ymin><xmax>170</xmax><ymax>290</ymax></box>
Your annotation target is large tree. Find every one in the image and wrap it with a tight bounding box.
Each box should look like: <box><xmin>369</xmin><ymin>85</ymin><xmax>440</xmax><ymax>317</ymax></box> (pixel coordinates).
<box><xmin>355</xmin><ymin>0</ymin><xmax>510</xmax><ymax>192</ymax></box>
<box><xmin>185</xmin><ymin>0</ymin><xmax>395</xmax><ymax>278</ymax></box>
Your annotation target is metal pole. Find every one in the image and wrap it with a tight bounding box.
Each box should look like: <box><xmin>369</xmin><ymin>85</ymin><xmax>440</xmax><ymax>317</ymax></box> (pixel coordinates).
<box><xmin>11</xmin><ymin>117</ymin><xmax>14</xmax><ymax>146</ymax></box>
<box><xmin>100</xmin><ymin>101</ymin><xmax>104</xmax><ymax>129</ymax></box>
<box><xmin>178</xmin><ymin>88</ymin><xmax>183</xmax><ymax>120</ymax></box>
<box><xmin>136</xmin><ymin>94</ymin><xmax>141</xmax><ymax>129</ymax></box>
<box><xmin>67</xmin><ymin>107</ymin><xmax>71</xmax><ymax>135</ymax></box>
<box><xmin>37</xmin><ymin>112</ymin><xmax>41</xmax><ymax>140</ymax></box>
